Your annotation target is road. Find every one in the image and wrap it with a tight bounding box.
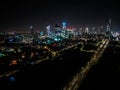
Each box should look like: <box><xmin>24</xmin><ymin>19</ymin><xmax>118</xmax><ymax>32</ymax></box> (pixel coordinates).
<box><xmin>63</xmin><ymin>39</ymin><xmax>109</xmax><ymax>90</ymax></box>
<box><xmin>0</xmin><ymin>44</ymin><xmax>93</xmax><ymax>89</ymax></box>
<box><xmin>79</xmin><ymin>40</ymin><xmax>120</xmax><ymax>89</ymax></box>
<box><xmin>0</xmin><ymin>39</ymin><xmax>105</xmax><ymax>89</ymax></box>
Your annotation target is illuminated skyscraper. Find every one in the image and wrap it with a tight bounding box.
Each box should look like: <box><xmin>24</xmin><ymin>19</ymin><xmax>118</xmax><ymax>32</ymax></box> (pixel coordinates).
<box><xmin>30</xmin><ymin>26</ymin><xmax>35</xmax><ymax>36</ymax></box>
<box><xmin>107</xmin><ymin>18</ymin><xmax>111</xmax><ymax>31</ymax></box>
<box><xmin>85</xmin><ymin>27</ymin><xmax>89</xmax><ymax>34</ymax></box>
<box><xmin>106</xmin><ymin>18</ymin><xmax>112</xmax><ymax>37</ymax></box>
<box><xmin>62</xmin><ymin>22</ymin><xmax>66</xmax><ymax>29</ymax></box>
<box><xmin>46</xmin><ymin>25</ymin><xmax>51</xmax><ymax>37</ymax></box>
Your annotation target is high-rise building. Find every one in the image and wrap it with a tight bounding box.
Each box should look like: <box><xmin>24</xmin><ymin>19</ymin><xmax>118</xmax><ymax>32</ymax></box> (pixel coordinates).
<box><xmin>30</xmin><ymin>26</ymin><xmax>34</xmax><ymax>34</ymax></box>
<box><xmin>106</xmin><ymin>18</ymin><xmax>112</xmax><ymax>38</ymax></box>
<box><xmin>107</xmin><ymin>18</ymin><xmax>111</xmax><ymax>31</ymax></box>
<box><xmin>46</xmin><ymin>25</ymin><xmax>51</xmax><ymax>37</ymax></box>
<box><xmin>62</xmin><ymin>22</ymin><xmax>66</xmax><ymax>29</ymax></box>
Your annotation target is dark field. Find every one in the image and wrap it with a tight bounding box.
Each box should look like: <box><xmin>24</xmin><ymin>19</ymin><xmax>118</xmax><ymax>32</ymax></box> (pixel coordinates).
<box><xmin>79</xmin><ymin>41</ymin><xmax>120</xmax><ymax>89</ymax></box>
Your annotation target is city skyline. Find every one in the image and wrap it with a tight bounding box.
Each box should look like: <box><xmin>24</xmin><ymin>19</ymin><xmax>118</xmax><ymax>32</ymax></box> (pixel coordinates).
<box><xmin>0</xmin><ymin>1</ymin><xmax>120</xmax><ymax>90</ymax></box>
<box><xmin>0</xmin><ymin>0</ymin><xmax>120</xmax><ymax>32</ymax></box>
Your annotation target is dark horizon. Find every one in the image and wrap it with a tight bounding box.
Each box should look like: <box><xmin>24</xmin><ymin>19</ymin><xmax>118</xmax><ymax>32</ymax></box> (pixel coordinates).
<box><xmin>0</xmin><ymin>0</ymin><xmax>120</xmax><ymax>32</ymax></box>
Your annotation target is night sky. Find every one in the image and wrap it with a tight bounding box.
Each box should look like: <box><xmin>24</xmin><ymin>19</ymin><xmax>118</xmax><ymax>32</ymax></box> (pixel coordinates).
<box><xmin>0</xmin><ymin>0</ymin><xmax>120</xmax><ymax>32</ymax></box>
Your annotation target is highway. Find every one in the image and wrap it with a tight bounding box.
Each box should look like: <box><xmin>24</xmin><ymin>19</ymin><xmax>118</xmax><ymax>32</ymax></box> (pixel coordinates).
<box><xmin>79</xmin><ymin>40</ymin><xmax>120</xmax><ymax>89</ymax></box>
<box><xmin>0</xmin><ymin>38</ymin><xmax>106</xmax><ymax>89</ymax></box>
<box><xmin>63</xmin><ymin>39</ymin><xmax>109</xmax><ymax>90</ymax></box>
